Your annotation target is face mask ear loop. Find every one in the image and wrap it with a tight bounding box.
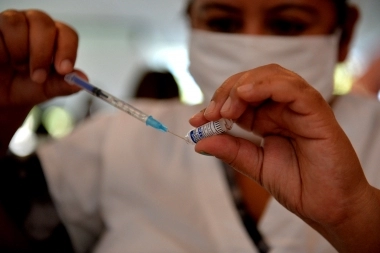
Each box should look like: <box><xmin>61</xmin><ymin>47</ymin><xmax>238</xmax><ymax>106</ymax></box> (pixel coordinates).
<box><xmin>331</xmin><ymin>28</ymin><xmax>346</xmax><ymax>105</ymax></box>
<box><xmin>334</xmin><ymin>28</ymin><xmax>343</xmax><ymax>54</ymax></box>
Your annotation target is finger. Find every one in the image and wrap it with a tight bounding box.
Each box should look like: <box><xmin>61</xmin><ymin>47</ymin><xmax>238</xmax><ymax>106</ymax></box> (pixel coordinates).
<box><xmin>42</xmin><ymin>70</ymin><xmax>84</xmax><ymax>99</ymax></box>
<box><xmin>195</xmin><ymin>134</ymin><xmax>264</xmax><ymax>181</ymax></box>
<box><xmin>11</xmin><ymin>69</ymin><xmax>84</xmax><ymax>106</ymax></box>
<box><xmin>217</xmin><ymin>64</ymin><xmax>328</xmax><ymax>120</ymax></box>
<box><xmin>236</xmin><ymin>74</ymin><xmax>339</xmax><ymax>141</ymax></box>
<box><xmin>237</xmin><ymin>74</ymin><xmax>326</xmax><ymax>116</ymax></box>
<box><xmin>203</xmin><ymin>72</ymin><xmax>243</xmax><ymax>121</ymax></box>
<box><xmin>53</xmin><ymin>21</ymin><xmax>78</xmax><ymax>75</ymax></box>
<box><xmin>233</xmin><ymin>106</ymin><xmax>257</xmax><ymax>132</ymax></box>
<box><xmin>189</xmin><ymin>108</ymin><xmax>209</xmax><ymax>127</ymax></box>
<box><xmin>204</xmin><ymin>64</ymin><xmax>286</xmax><ymax>121</ymax></box>
<box><xmin>218</xmin><ymin>71</ymin><xmax>252</xmax><ymax>119</ymax></box>
<box><xmin>191</xmin><ymin>65</ymin><xmax>275</xmax><ymax>126</ymax></box>
<box><xmin>0</xmin><ymin>33</ymin><xmax>9</xmax><ymax>64</ymax></box>
<box><xmin>192</xmin><ymin>66</ymin><xmax>277</xmax><ymax>127</ymax></box>
<box><xmin>25</xmin><ymin>10</ymin><xmax>57</xmax><ymax>84</ymax></box>
<box><xmin>218</xmin><ymin>64</ymin><xmax>287</xmax><ymax>119</ymax></box>
<box><xmin>0</xmin><ymin>10</ymin><xmax>29</xmax><ymax>68</ymax></box>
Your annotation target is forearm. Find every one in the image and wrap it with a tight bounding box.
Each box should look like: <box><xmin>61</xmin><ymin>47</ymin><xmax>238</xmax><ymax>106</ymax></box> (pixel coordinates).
<box><xmin>0</xmin><ymin>106</ymin><xmax>32</xmax><ymax>157</ymax></box>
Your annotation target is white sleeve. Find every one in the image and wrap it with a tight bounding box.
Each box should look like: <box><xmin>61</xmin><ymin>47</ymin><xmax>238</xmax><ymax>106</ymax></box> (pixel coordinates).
<box><xmin>36</xmin><ymin>113</ymin><xmax>113</xmax><ymax>253</ymax></box>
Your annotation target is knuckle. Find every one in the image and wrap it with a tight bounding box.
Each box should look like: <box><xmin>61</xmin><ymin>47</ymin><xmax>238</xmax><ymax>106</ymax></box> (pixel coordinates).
<box><xmin>55</xmin><ymin>22</ymin><xmax>79</xmax><ymax>51</ymax></box>
<box><xmin>213</xmin><ymin>86</ymin><xmax>225</xmax><ymax>98</ymax></box>
<box><xmin>0</xmin><ymin>10</ymin><xmax>26</xmax><ymax>28</ymax></box>
<box><xmin>267</xmin><ymin>63</ymin><xmax>279</xmax><ymax>68</ymax></box>
<box><xmin>237</xmin><ymin>71</ymin><xmax>250</xmax><ymax>85</ymax></box>
<box><xmin>56</xmin><ymin>21</ymin><xmax>78</xmax><ymax>38</ymax></box>
<box><xmin>267</xmin><ymin>63</ymin><xmax>284</xmax><ymax>73</ymax></box>
<box><xmin>25</xmin><ymin>9</ymin><xmax>55</xmax><ymax>29</ymax></box>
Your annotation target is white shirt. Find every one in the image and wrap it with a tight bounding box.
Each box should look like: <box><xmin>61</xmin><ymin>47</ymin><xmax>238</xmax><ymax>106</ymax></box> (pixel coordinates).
<box><xmin>37</xmin><ymin>94</ymin><xmax>380</xmax><ymax>253</ymax></box>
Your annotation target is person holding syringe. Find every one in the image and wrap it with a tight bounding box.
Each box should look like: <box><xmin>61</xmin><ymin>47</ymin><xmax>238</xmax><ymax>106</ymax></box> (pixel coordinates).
<box><xmin>1</xmin><ymin>1</ymin><xmax>380</xmax><ymax>252</ymax></box>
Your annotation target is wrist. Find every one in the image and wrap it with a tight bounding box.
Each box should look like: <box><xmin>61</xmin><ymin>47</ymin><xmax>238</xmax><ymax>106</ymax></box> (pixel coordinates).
<box><xmin>322</xmin><ymin>184</ymin><xmax>380</xmax><ymax>252</ymax></box>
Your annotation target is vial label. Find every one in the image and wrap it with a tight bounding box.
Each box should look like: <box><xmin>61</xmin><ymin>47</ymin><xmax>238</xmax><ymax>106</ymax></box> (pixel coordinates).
<box><xmin>187</xmin><ymin>119</ymin><xmax>233</xmax><ymax>144</ymax></box>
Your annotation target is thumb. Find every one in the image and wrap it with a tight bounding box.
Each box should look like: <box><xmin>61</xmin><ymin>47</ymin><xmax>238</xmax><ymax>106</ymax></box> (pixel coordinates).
<box><xmin>12</xmin><ymin>70</ymin><xmax>86</xmax><ymax>106</ymax></box>
<box><xmin>47</xmin><ymin>70</ymin><xmax>88</xmax><ymax>96</ymax></box>
<box><xmin>195</xmin><ymin>134</ymin><xmax>264</xmax><ymax>181</ymax></box>
<box><xmin>38</xmin><ymin>70</ymin><xmax>88</xmax><ymax>101</ymax></box>
<box><xmin>45</xmin><ymin>70</ymin><xmax>85</xmax><ymax>97</ymax></box>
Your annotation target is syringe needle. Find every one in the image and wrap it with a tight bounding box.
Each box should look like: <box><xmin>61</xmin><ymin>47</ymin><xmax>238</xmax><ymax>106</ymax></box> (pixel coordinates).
<box><xmin>167</xmin><ymin>130</ymin><xmax>188</xmax><ymax>142</ymax></box>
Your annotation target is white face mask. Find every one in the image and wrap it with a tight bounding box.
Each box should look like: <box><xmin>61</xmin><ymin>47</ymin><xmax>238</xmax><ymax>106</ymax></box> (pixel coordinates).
<box><xmin>188</xmin><ymin>29</ymin><xmax>340</xmax><ymax>102</ymax></box>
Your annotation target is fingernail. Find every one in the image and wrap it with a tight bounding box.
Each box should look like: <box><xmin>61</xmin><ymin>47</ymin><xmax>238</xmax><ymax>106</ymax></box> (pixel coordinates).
<box><xmin>32</xmin><ymin>69</ymin><xmax>47</xmax><ymax>83</ymax></box>
<box><xmin>204</xmin><ymin>100</ymin><xmax>216</xmax><ymax>115</ymax></box>
<box><xmin>237</xmin><ymin>83</ymin><xmax>253</xmax><ymax>93</ymax></box>
<box><xmin>190</xmin><ymin>109</ymin><xmax>205</xmax><ymax>120</ymax></box>
<box><xmin>221</xmin><ymin>97</ymin><xmax>231</xmax><ymax>113</ymax></box>
<box><xmin>60</xmin><ymin>59</ymin><xmax>73</xmax><ymax>73</ymax></box>
<box><xmin>196</xmin><ymin>151</ymin><xmax>213</xmax><ymax>156</ymax></box>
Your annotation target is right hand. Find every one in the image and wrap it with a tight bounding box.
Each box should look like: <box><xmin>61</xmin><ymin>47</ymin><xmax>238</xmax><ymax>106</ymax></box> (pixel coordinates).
<box><xmin>189</xmin><ymin>64</ymin><xmax>380</xmax><ymax>252</ymax></box>
<box><xmin>0</xmin><ymin>9</ymin><xmax>84</xmax><ymax>110</ymax></box>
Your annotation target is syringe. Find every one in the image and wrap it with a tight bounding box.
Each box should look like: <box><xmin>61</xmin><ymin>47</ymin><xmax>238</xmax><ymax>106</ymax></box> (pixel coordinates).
<box><xmin>64</xmin><ymin>73</ymin><xmax>186</xmax><ymax>141</ymax></box>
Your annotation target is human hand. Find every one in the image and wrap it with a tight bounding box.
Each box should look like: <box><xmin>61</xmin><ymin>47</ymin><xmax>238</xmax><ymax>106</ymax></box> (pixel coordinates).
<box><xmin>190</xmin><ymin>64</ymin><xmax>379</xmax><ymax>252</ymax></box>
<box><xmin>0</xmin><ymin>9</ymin><xmax>86</xmax><ymax>155</ymax></box>
<box><xmin>0</xmin><ymin>9</ymin><xmax>84</xmax><ymax>109</ymax></box>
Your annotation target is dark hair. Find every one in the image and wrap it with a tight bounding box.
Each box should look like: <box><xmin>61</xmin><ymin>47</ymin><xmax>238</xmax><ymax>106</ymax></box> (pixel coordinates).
<box><xmin>335</xmin><ymin>0</ymin><xmax>349</xmax><ymax>25</ymax></box>
<box><xmin>133</xmin><ymin>70</ymin><xmax>179</xmax><ymax>100</ymax></box>
<box><xmin>186</xmin><ymin>0</ymin><xmax>349</xmax><ymax>26</ymax></box>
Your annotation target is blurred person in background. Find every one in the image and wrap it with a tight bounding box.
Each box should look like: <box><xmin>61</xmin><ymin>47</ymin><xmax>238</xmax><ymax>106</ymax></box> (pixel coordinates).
<box><xmin>133</xmin><ymin>69</ymin><xmax>180</xmax><ymax>99</ymax></box>
<box><xmin>1</xmin><ymin>0</ymin><xmax>380</xmax><ymax>252</ymax></box>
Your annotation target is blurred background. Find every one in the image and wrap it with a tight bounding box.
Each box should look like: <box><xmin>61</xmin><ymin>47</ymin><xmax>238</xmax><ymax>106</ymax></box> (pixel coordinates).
<box><xmin>1</xmin><ymin>0</ymin><xmax>380</xmax><ymax>156</ymax></box>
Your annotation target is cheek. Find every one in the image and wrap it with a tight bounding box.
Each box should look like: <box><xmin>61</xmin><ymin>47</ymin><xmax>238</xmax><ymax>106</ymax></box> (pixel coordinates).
<box><xmin>190</xmin><ymin>18</ymin><xmax>205</xmax><ymax>30</ymax></box>
<box><xmin>319</xmin><ymin>13</ymin><xmax>338</xmax><ymax>33</ymax></box>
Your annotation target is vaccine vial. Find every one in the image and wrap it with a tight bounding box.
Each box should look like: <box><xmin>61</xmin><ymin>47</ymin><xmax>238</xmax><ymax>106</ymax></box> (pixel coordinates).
<box><xmin>185</xmin><ymin>118</ymin><xmax>234</xmax><ymax>144</ymax></box>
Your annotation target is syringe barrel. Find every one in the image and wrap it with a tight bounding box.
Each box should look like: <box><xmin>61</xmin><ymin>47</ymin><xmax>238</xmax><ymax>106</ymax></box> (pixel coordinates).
<box><xmin>65</xmin><ymin>73</ymin><xmax>148</xmax><ymax>123</ymax></box>
<box><xmin>185</xmin><ymin>118</ymin><xmax>234</xmax><ymax>144</ymax></box>
<box><xmin>98</xmin><ymin>89</ymin><xmax>148</xmax><ymax>122</ymax></box>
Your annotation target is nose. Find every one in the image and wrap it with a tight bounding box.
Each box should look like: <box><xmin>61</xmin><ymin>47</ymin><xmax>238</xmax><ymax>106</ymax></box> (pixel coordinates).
<box><xmin>243</xmin><ymin>18</ymin><xmax>267</xmax><ymax>35</ymax></box>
